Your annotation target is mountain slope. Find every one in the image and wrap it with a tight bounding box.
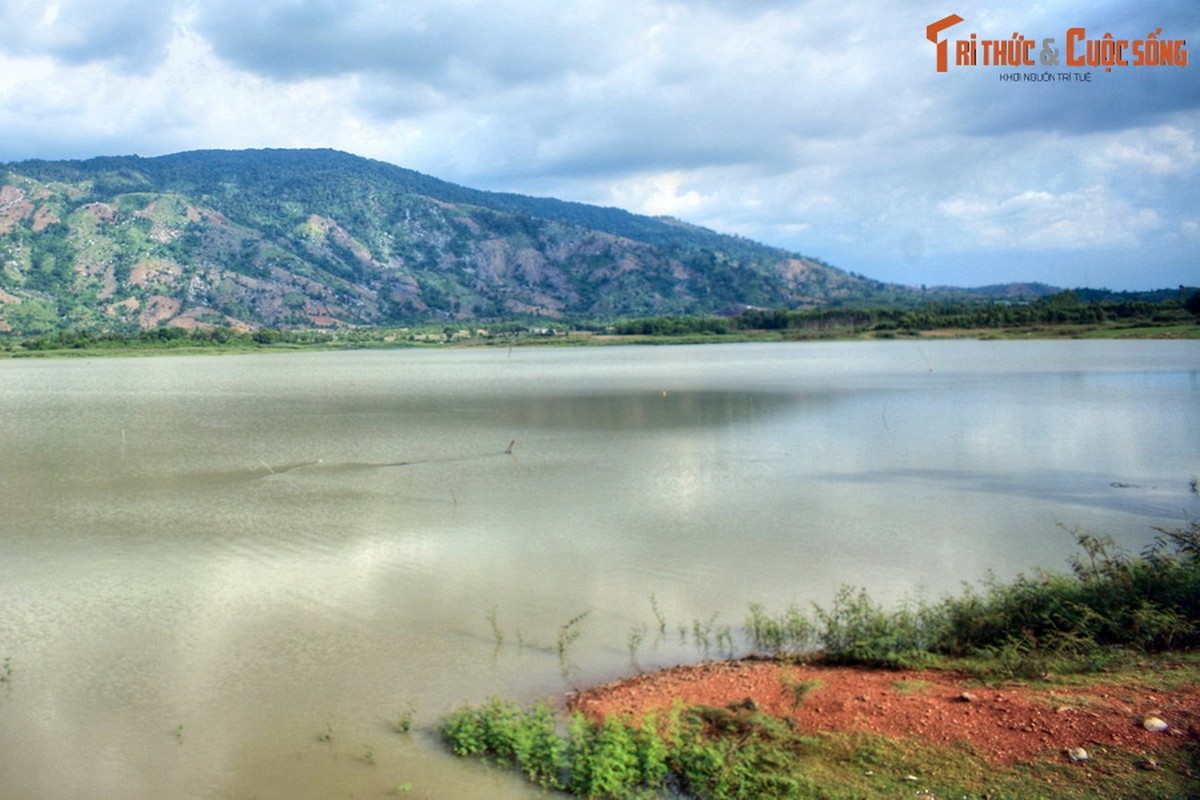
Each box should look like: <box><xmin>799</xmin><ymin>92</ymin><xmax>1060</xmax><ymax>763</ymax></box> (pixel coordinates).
<box><xmin>0</xmin><ymin>148</ymin><xmax>904</xmax><ymax>334</ymax></box>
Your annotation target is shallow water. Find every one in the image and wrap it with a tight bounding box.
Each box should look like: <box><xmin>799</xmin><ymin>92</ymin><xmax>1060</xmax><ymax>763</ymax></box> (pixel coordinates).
<box><xmin>0</xmin><ymin>340</ymin><xmax>1196</xmax><ymax>799</ymax></box>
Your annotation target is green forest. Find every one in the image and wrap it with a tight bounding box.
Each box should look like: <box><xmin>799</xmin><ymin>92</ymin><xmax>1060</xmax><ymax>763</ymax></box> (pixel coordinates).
<box><xmin>7</xmin><ymin>289</ymin><xmax>1198</xmax><ymax>355</ymax></box>
<box><xmin>613</xmin><ymin>290</ymin><xmax>1200</xmax><ymax>338</ymax></box>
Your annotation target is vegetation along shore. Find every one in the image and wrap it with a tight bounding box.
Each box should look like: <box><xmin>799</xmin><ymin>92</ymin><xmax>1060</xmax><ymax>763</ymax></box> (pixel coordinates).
<box><xmin>4</xmin><ymin>290</ymin><xmax>1199</xmax><ymax>357</ymax></box>
<box><xmin>441</xmin><ymin>507</ymin><xmax>1200</xmax><ymax>799</ymax></box>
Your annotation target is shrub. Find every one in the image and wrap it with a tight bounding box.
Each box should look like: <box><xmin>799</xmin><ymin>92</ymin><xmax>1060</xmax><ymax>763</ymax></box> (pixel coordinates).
<box><xmin>813</xmin><ymin>586</ymin><xmax>936</xmax><ymax>668</ymax></box>
<box><xmin>745</xmin><ymin>603</ymin><xmax>814</xmax><ymax>658</ymax></box>
<box><xmin>441</xmin><ymin>701</ymin><xmax>814</xmax><ymax>799</ymax></box>
<box><xmin>440</xmin><ymin>698</ymin><xmax>567</xmax><ymax>789</ymax></box>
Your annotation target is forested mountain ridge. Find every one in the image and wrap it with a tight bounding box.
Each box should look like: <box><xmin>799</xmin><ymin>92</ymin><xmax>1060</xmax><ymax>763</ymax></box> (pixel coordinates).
<box><xmin>0</xmin><ymin>148</ymin><xmax>909</xmax><ymax>334</ymax></box>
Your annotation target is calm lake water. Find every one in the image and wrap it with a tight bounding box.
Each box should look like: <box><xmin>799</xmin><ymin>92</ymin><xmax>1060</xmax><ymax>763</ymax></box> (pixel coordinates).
<box><xmin>1</xmin><ymin>340</ymin><xmax>1197</xmax><ymax>799</ymax></box>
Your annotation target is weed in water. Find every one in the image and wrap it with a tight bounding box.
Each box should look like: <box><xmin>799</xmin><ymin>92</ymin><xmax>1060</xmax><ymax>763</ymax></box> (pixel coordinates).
<box><xmin>0</xmin><ymin>656</ymin><xmax>12</xmax><ymax>683</ymax></box>
<box><xmin>649</xmin><ymin>592</ymin><xmax>667</xmax><ymax>636</ymax></box>
<box><xmin>691</xmin><ymin>617</ymin><xmax>713</xmax><ymax>661</ymax></box>
<box><xmin>394</xmin><ymin>706</ymin><xmax>415</xmax><ymax>734</ymax></box>
<box><xmin>318</xmin><ymin>723</ymin><xmax>333</xmax><ymax>743</ymax></box>
<box><xmin>557</xmin><ymin>610</ymin><xmax>590</xmax><ymax>678</ymax></box>
<box><xmin>362</xmin><ymin>744</ymin><xmax>375</xmax><ymax>764</ymax></box>
<box><xmin>716</xmin><ymin>623</ymin><xmax>736</xmax><ymax>659</ymax></box>
<box><xmin>744</xmin><ymin>603</ymin><xmax>814</xmax><ymax>658</ymax></box>
<box><xmin>486</xmin><ymin>604</ymin><xmax>503</xmax><ymax>647</ymax></box>
<box><xmin>690</xmin><ymin>614</ymin><xmax>727</xmax><ymax>662</ymax></box>
<box><xmin>627</xmin><ymin>624</ymin><xmax>647</xmax><ymax>672</ymax></box>
<box><xmin>172</xmin><ymin>724</ymin><xmax>184</xmax><ymax>744</ymax></box>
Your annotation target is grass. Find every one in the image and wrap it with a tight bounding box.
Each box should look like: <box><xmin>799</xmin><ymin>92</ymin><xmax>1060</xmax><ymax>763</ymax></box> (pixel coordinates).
<box><xmin>803</xmin><ymin>730</ymin><xmax>1200</xmax><ymax>799</ymax></box>
<box><xmin>781</xmin><ymin>677</ymin><xmax>824</xmax><ymax>709</ymax></box>
<box><xmin>888</xmin><ymin>679</ymin><xmax>931</xmax><ymax>695</ymax></box>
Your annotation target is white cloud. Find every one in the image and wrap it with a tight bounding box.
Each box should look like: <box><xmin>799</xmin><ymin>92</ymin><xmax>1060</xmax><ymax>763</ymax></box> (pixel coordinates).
<box><xmin>606</xmin><ymin>171</ymin><xmax>708</xmax><ymax>218</ymax></box>
<box><xmin>939</xmin><ymin>184</ymin><xmax>1163</xmax><ymax>250</ymax></box>
<box><xmin>1088</xmin><ymin>125</ymin><xmax>1199</xmax><ymax>176</ymax></box>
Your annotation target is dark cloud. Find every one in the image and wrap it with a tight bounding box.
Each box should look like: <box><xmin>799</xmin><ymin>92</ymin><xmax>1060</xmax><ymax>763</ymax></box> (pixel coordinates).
<box><xmin>192</xmin><ymin>0</ymin><xmax>620</xmax><ymax>90</ymax></box>
<box><xmin>922</xmin><ymin>0</ymin><xmax>1200</xmax><ymax>137</ymax></box>
<box><xmin>961</xmin><ymin>70</ymin><xmax>1200</xmax><ymax>137</ymax></box>
<box><xmin>0</xmin><ymin>0</ymin><xmax>178</xmax><ymax>71</ymax></box>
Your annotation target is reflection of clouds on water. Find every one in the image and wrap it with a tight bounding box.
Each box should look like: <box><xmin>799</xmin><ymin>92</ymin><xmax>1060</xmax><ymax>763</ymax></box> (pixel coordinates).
<box><xmin>820</xmin><ymin>468</ymin><xmax>1196</xmax><ymax>521</ymax></box>
<box><xmin>486</xmin><ymin>389</ymin><xmax>808</xmax><ymax>431</ymax></box>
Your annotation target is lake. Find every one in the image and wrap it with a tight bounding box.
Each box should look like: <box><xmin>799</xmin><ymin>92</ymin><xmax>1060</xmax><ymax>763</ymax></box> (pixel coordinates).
<box><xmin>0</xmin><ymin>340</ymin><xmax>1196</xmax><ymax>799</ymax></box>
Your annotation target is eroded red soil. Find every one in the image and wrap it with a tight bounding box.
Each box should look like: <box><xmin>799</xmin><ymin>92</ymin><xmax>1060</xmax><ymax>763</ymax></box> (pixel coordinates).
<box><xmin>568</xmin><ymin>660</ymin><xmax>1200</xmax><ymax>765</ymax></box>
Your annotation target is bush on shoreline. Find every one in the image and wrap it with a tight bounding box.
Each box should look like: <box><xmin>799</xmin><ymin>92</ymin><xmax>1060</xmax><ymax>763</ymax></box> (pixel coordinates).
<box><xmin>754</xmin><ymin>518</ymin><xmax>1200</xmax><ymax>674</ymax></box>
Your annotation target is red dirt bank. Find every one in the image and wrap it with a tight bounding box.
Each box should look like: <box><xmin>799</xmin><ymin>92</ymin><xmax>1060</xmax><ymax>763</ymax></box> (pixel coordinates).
<box><xmin>567</xmin><ymin>659</ymin><xmax>1200</xmax><ymax>765</ymax></box>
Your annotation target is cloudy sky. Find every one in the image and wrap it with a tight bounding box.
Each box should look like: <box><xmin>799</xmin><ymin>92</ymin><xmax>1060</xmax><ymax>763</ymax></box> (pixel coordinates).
<box><xmin>0</xmin><ymin>0</ymin><xmax>1196</xmax><ymax>290</ymax></box>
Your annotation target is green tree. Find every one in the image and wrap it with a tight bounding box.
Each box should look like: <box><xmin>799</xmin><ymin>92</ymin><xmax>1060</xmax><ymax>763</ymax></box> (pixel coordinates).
<box><xmin>6</xmin><ymin>299</ymin><xmax>59</xmax><ymax>335</ymax></box>
<box><xmin>1185</xmin><ymin>289</ymin><xmax>1200</xmax><ymax>317</ymax></box>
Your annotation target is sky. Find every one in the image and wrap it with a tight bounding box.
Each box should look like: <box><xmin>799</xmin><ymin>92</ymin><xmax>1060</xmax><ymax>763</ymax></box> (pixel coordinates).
<box><xmin>0</xmin><ymin>0</ymin><xmax>1196</xmax><ymax>291</ymax></box>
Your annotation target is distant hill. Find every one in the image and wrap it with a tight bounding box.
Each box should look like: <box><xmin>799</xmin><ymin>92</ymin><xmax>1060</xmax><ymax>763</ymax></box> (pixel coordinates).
<box><xmin>0</xmin><ymin>148</ymin><xmax>922</xmax><ymax>334</ymax></box>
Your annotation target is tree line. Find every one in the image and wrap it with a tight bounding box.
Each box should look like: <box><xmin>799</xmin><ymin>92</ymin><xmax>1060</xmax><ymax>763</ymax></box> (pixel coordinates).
<box><xmin>614</xmin><ymin>290</ymin><xmax>1200</xmax><ymax>336</ymax></box>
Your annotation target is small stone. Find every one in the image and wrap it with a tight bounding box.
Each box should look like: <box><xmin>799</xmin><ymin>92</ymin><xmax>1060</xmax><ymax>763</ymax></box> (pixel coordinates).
<box><xmin>1067</xmin><ymin>747</ymin><xmax>1089</xmax><ymax>763</ymax></box>
<box><xmin>904</xmin><ymin>774</ymin><xmax>919</xmax><ymax>782</ymax></box>
<box><xmin>1142</xmin><ymin>716</ymin><xmax>1169</xmax><ymax>732</ymax></box>
<box><xmin>957</xmin><ymin>692</ymin><xmax>976</xmax><ymax>703</ymax></box>
<box><xmin>1138</xmin><ymin>757</ymin><xmax>1159</xmax><ymax>771</ymax></box>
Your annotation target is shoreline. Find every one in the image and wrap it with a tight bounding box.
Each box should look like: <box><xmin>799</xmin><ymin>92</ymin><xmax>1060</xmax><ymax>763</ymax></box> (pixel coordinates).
<box><xmin>565</xmin><ymin>655</ymin><xmax>1200</xmax><ymax>766</ymax></box>
<box><xmin>4</xmin><ymin>320</ymin><xmax>1198</xmax><ymax>359</ymax></box>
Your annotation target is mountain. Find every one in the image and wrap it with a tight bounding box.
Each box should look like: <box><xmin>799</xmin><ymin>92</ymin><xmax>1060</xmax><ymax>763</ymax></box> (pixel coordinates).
<box><xmin>0</xmin><ymin>148</ymin><xmax>912</xmax><ymax>334</ymax></box>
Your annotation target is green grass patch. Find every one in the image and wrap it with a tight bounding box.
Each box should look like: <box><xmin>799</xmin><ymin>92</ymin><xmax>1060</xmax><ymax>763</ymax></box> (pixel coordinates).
<box><xmin>781</xmin><ymin>677</ymin><xmax>824</xmax><ymax>708</ymax></box>
<box><xmin>889</xmin><ymin>679</ymin><xmax>931</xmax><ymax>695</ymax></box>
<box><xmin>441</xmin><ymin>700</ymin><xmax>1200</xmax><ymax>799</ymax></box>
<box><xmin>802</xmin><ymin>731</ymin><xmax>1199</xmax><ymax>799</ymax></box>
